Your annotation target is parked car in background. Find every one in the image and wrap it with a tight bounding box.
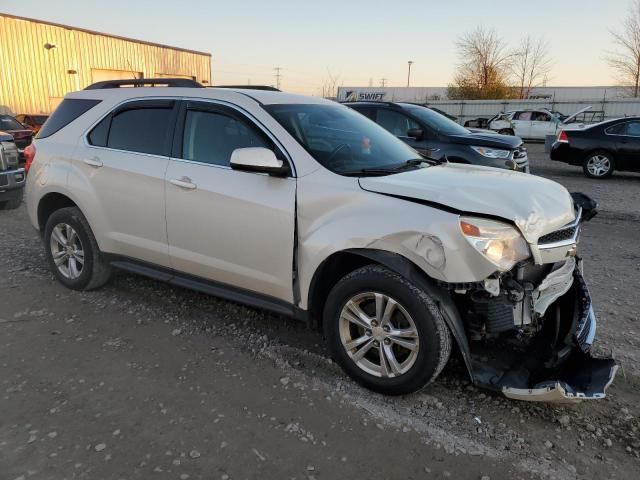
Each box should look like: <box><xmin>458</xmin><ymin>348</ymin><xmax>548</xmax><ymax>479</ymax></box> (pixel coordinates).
<box><xmin>0</xmin><ymin>131</ymin><xmax>25</xmax><ymax>209</ymax></box>
<box><xmin>0</xmin><ymin>114</ymin><xmax>34</xmax><ymax>160</ymax></box>
<box><xmin>345</xmin><ymin>101</ymin><xmax>529</xmax><ymax>172</ymax></box>
<box><xmin>25</xmin><ymin>78</ymin><xmax>616</xmax><ymax>400</ymax></box>
<box><xmin>488</xmin><ymin>107</ymin><xmax>592</xmax><ymax>140</ymax></box>
<box><xmin>550</xmin><ymin>117</ymin><xmax>640</xmax><ymax>178</ymax></box>
<box><xmin>15</xmin><ymin>114</ymin><xmax>49</xmax><ymax>134</ymax></box>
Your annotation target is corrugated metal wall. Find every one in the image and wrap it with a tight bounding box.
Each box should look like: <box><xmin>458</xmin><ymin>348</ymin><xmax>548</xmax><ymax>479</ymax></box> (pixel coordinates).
<box><xmin>0</xmin><ymin>14</ymin><xmax>212</xmax><ymax>115</ymax></box>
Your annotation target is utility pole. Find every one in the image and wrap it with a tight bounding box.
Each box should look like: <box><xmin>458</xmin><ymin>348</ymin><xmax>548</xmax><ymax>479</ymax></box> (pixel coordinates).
<box><xmin>274</xmin><ymin>67</ymin><xmax>282</xmax><ymax>89</ymax></box>
<box><xmin>407</xmin><ymin>60</ymin><xmax>414</xmax><ymax>87</ymax></box>
<box><xmin>380</xmin><ymin>78</ymin><xmax>388</xmax><ymax>87</ymax></box>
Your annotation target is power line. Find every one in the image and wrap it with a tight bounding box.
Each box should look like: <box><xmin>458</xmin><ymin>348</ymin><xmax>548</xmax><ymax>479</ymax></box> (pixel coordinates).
<box><xmin>380</xmin><ymin>78</ymin><xmax>388</xmax><ymax>87</ymax></box>
<box><xmin>274</xmin><ymin>67</ymin><xmax>282</xmax><ymax>89</ymax></box>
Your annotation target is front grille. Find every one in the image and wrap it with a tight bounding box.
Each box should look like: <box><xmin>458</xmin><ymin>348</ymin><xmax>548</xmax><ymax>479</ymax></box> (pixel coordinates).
<box><xmin>538</xmin><ymin>225</ymin><xmax>579</xmax><ymax>244</ymax></box>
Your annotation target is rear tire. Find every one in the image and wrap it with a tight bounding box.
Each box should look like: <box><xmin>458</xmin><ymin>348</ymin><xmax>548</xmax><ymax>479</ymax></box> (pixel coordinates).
<box><xmin>43</xmin><ymin>207</ymin><xmax>111</xmax><ymax>290</ymax></box>
<box><xmin>323</xmin><ymin>265</ymin><xmax>451</xmax><ymax>395</ymax></box>
<box><xmin>583</xmin><ymin>151</ymin><xmax>614</xmax><ymax>179</ymax></box>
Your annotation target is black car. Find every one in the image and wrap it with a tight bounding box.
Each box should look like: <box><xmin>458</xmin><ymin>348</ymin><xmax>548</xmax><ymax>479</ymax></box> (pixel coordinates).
<box><xmin>344</xmin><ymin>102</ymin><xmax>529</xmax><ymax>172</ymax></box>
<box><xmin>0</xmin><ymin>114</ymin><xmax>34</xmax><ymax>161</ymax></box>
<box><xmin>0</xmin><ymin>131</ymin><xmax>25</xmax><ymax>210</ymax></box>
<box><xmin>550</xmin><ymin>117</ymin><xmax>640</xmax><ymax>179</ymax></box>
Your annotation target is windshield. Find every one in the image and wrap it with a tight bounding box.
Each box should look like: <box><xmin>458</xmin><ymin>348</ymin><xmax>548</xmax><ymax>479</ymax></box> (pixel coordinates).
<box><xmin>401</xmin><ymin>105</ymin><xmax>470</xmax><ymax>136</ymax></box>
<box><xmin>265</xmin><ymin>103</ymin><xmax>423</xmax><ymax>175</ymax></box>
<box><xmin>0</xmin><ymin>115</ymin><xmax>24</xmax><ymax>130</ymax></box>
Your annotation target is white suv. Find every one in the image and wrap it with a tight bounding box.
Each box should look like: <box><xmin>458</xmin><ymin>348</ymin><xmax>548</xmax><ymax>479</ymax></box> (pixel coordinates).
<box><xmin>26</xmin><ymin>79</ymin><xmax>616</xmax><ymax>400</ymax></box>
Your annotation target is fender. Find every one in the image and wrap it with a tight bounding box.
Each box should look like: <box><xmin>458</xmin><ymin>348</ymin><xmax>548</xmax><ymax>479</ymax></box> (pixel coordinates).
<box><xmin>344</xmin><ymin>248</ymin><xmax>474</xmax><ymax>382</ymax></box>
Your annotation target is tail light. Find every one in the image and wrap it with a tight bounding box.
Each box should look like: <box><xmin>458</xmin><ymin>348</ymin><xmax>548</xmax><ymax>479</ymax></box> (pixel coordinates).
<box><xmin>24</xmin><ymin>143</ymin><xmax>36</xmax><ymax>173</ymax></box>
<box><xmin>557</xmin><ymin>130</ymin><xmax>569</xmax><ymax>143</ymax></box>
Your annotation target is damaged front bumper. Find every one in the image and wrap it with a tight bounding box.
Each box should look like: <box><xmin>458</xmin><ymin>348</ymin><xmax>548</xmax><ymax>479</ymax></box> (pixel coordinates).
<box><xmin>469</xmin><ymin>261</ymin><xmax>617</xmax><ymax>403</ymax></box>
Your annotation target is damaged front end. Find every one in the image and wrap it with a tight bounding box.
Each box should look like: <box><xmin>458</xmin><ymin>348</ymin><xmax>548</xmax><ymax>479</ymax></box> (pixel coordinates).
<box><xmin>452</xmin><ymin>196</ymin><xmax>617</xmax><ymax>403</ymax></box>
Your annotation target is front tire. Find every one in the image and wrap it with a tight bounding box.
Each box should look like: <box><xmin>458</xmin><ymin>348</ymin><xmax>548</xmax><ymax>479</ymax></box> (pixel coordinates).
<box><xmin>323</xmin><ymin>265</ymin><xmax>452</xmax><ymax>395</ymax></box>
<box><xmin>43</xmin><ymin>207</ymin><xmax>111</xmax><ymax>290</ymax></box>
<box><xmin>583</xmin><ymin>151</ymin><xmax>614</xmax><ymax>178</ymax></box>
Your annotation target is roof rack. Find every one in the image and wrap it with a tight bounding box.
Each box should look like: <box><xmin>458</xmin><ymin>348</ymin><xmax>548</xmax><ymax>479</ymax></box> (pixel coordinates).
<box><xmin>85</xmin><ymin>78</ymin><xmax>204</xmax><ymax>90</ymax></box>
<box><xmin>211</xmin><ymin>85</ymin><xmax>281</xmax><ymax>91</ymax></box>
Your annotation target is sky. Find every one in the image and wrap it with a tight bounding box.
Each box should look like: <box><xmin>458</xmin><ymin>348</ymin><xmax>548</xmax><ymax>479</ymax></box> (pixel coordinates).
<box><xmin>0</xmin><ymin>0</ymin><xmax>630</xmax><ymax>94</ymax></box>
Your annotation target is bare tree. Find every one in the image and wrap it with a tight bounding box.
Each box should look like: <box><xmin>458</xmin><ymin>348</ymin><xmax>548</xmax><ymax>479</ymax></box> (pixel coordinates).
<box><xmin>321</xmin><ymin>70</ymin><xmax>341</xmax><ymax>99</ymax></box>
<box><xmin>608</xmin><ymin>0</ymin><xmax>640</xmax><ymax>97</ymax></box>
<box><xmin>450</xmin><ymin>27</ymin><xmax>514</xmax><ymax>99</ymax></box>
<box><xmin>512</xmin><ymin>36</ymin><xmax>553</xmax><ymax>99</ymax></box>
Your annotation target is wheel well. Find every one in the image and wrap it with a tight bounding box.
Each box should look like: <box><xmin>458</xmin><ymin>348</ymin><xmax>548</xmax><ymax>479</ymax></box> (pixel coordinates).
<box><xmin>307</xmin><ymin>251</ymin><xmax>375</xmax><ymax>328</ymax></box>
<box><xmin>37</xmin><ymin>193</ymin><xmax>77</xmax><ymax>233</ymax></box>
<box><xmin>583</xmin><ymin>149</ymin><xmax>614</xmax><ymax>161</ymax></box>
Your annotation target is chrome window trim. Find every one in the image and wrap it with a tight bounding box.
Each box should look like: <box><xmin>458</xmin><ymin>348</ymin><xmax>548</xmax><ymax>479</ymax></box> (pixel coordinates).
<box><xmin>82</xmin><ymin>96</ymin><xmax>297</xmax><ymax>177</ymax></box>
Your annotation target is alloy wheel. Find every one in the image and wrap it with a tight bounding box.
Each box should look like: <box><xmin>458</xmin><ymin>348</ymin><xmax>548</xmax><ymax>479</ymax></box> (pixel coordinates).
<box><xmin>50</xmin><ymin>223</ymin><xmax>85</xmax><ymax>279</ymax></box>
<box><xmin>586</xmin><ymin>155</ymin><xmax>611</xmax><ymax>177</ymax></box>
<box><xmin>339</xmin><ymin>292</ymin><xmax>419</xmax><ymax>378</ymax></box>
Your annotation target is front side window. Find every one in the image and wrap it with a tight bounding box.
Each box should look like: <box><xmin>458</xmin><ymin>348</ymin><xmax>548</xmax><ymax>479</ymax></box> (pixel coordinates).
<box><xmin>626</xmin><ymin>122</ymin><xmax>640</xmax><ymax>137</ymax></box>
<box><xmin>265</xmin><ymin>103</ymin><xmax>423</xmax><ymax>176</ymax></box>
<box><xmin>182</xmin><ymin>110</ymin><xmax>270</xmax><ymax>166</ymax></box>
<box><xmin>375</xmin><ymin>109</ymin><xmax>420</xmax><ymax>137</ymax></box>
<box><xmin>532</xmin><ymin>112</ymin><xmax>551</xmax><ymax>122</ymax></box>
<box><xmin>106</xmin><ymin>106</ymin><xmax>173</xmax><ymax>155</ymax></box>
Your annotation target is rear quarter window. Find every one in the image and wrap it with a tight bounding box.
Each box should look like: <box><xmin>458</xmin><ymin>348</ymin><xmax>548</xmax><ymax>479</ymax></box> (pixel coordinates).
<box><xmin>37</xmin><ymin>99</ymin><xmax>101</xmax><ymax>139</ymax></box>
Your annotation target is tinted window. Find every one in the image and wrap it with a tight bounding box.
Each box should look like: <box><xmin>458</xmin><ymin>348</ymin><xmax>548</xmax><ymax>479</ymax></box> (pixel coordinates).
<box><xmin>0</xmin><ymin>115</ymin><xmax>25</xmax><ymax>130</ymax></box>
<box><xmin>402</xmin><ymin>105</ymin><xmax>470</xmax><ymax>135</ymax></box>
<box><xmin>375</xmin><ymin>109</ymin><xmax>420</xmax><ymax>136</ymax></box>
<box><xmin>37</xmin><ymin>99</ymin><xmax>101</xmax><ymax>138</ymax></box>
<box><xmin>605</xmin><ymin>123</ymin><xmax>626</xmax><ymax>135</ymax></box>
<box><xmin>182</xmin><ymin>110</ymin><xmax>270</xmax><ymax>166</ymax></box>
<box><xmin>626</xmin><ymin>122</ymin><xmax>640</xmax><ymax>137</ymax></box>
<box><xmin>88</xmin><ymin>116</ymin><xmax>110</xmax><ymax>147</ymax></box>
<box><xmin>265</xmin><ymin>103</ymin><xmax>422</xmax><ymax>176</ymax></box>
<box><xmin>107</xmin><ymin>107</ymin><xmax>173</xmax><ymax>155</ymax></box>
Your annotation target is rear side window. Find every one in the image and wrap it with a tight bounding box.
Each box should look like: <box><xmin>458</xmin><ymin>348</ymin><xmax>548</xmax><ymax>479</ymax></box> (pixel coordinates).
<box><xmin>106</xmin><ymin>106</ymin><xmax>174</xmax><ymax>155</ymax></box>
<box><xmin>37</xmin><ymin>99</ymin><xmax>101</xmax><ymax>139</ymax></box>
<box><xmin>605</xmin><ymin>123</ymin><xmax>626</xmax><ymax>135</ymax></box>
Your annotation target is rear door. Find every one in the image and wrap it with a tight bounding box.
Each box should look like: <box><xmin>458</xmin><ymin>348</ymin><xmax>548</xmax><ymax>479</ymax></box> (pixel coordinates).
<box><xmin>78</xmin><ymin>99</ymin><xmax>177</xmax><ymax>267</ymax></box>
<box><xmin>164</xmin><ymin>100</ymin><xmax>296</xmax><ymax>302</ymax></box>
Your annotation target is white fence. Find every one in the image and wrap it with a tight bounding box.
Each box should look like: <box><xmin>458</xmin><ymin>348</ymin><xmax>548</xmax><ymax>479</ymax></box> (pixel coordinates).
<box><xmin>424</xmin><ymin>98</ymin><xmax>640</xmax><ymax>125</ymax></box>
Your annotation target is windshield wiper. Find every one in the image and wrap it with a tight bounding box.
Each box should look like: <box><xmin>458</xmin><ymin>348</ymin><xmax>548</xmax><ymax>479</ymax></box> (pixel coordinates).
<box><xmin>341</xmin><ymin>158</ymin><xmax>429</xmax><ymax>177</ymax></box>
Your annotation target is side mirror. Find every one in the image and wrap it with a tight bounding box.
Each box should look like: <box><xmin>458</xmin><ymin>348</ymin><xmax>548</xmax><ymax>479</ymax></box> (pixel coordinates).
<box><xmin>230</xmin><ymin>147</ymin><xmax>288</xmax><ymax>176</ymax></box>
<box><xmin>407</xmin><ymin>128</ymin><xmax>424</xmax><ymax>140</ymax></box>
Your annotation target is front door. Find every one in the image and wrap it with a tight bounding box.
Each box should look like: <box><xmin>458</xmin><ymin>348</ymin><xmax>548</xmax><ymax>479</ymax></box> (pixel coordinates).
<box><xmin>164</xmin><ymin>101</ymin><xmax>296</xmax><ymax>302</ymax></box>
<box><xmin>511</xmin><ymin>111</ymin><xmax>533</xmax><ymax>138</ymax></box>
<box><xmin>529</xmin><ymin>111</ymin><xmax>554</xmax><ymax>139</ymax></box>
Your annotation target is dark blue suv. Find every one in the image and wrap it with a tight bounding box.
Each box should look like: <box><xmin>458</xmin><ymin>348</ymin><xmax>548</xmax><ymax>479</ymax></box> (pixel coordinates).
<box><xmin>344</xmin><ymin>101</ymin><xmax>529</xmax><ymax>172</ymax></box>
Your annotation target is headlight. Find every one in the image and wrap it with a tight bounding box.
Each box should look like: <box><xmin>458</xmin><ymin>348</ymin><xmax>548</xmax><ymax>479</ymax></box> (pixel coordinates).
<box><xmin>470</xmin><ymin>146</ymin><xmax>511</xmax><ymax>159</ymax></box>
<box><xmin>460</xmin><ymin>217</ymin><xmax>530</xmax><ymax>271</ymax></box>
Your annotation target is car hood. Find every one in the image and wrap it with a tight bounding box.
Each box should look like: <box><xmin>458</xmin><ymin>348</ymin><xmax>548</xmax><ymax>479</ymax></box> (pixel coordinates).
<box><xmin>448</xmin><ymin>132</ymin><xmax>522</xmax><ymax>149</ymax></box>
<box><xmin>358</xmin><ymin>163</ymin><xmax>575</xmax><ymax>242</ymax></box>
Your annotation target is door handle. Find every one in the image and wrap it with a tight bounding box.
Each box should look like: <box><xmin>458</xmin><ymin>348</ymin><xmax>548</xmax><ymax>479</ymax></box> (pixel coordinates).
<box><xmin>170</xmin><ymin>176</ymin><xmax>197</xmax><ymax>190</ymax></box>
<box><xmin>83</xmin><ymin>157</ymin><xmax>103</xmax><ymax>168</ymax></box>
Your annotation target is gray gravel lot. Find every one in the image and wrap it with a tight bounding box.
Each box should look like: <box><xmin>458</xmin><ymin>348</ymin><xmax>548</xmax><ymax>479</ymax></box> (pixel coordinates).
<box><xmin>0</xmin><ymin>144</ymin><xmax>638</xmax><ymax>480</ymax></box>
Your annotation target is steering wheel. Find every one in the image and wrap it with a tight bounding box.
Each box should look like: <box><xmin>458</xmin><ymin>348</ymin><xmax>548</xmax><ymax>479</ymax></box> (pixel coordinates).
<box><xmin>326</xmin><ymin>143</ymin><xmax>352</xmax><ymax>166</ymax></box>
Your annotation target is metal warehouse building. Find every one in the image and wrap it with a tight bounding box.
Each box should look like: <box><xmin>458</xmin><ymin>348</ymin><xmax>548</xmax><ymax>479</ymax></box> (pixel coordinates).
<box><xmin>0</xmin><ymin>13</ymin><xmax>212</xmax><ymax>115</ymax></box>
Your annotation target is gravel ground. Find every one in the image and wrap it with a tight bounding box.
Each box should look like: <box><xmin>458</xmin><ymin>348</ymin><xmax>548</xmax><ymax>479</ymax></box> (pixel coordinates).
<box><xmin>0</xmin><ymin>144</ymin><xmax>638</xmax><ymax>480</ymax></box>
